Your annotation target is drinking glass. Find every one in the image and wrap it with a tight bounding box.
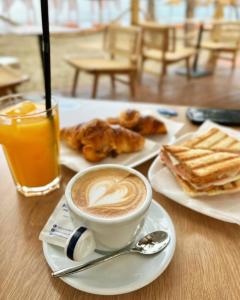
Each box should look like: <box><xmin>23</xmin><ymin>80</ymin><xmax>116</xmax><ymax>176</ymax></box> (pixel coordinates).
<box><xmin>0</xmin><ymin>94</ymin><xmax>61</xmax><ymax>196</ymax></box>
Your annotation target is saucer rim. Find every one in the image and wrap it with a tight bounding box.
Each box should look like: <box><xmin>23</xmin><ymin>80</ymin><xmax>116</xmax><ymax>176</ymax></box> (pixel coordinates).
<box><xmin>42</xmin><ymin>199</ymin><xmax>176</xmax><ymax>295</ymax></box>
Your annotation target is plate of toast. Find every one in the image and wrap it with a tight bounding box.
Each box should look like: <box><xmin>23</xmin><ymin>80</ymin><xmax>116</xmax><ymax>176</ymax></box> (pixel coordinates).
<box><xmin>60</xmin><ymin>107</ymin><xmax>183</xmax><ymax>171</ymax></box>
<box><xmin>148</xmin><ymin>121</ymin><xmax>240</xmax><ymax>224</ymax></box>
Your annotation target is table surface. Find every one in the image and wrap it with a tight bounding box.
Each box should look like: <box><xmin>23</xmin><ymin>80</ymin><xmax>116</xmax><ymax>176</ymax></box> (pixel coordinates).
<box><xmin>0</xmin><ymin>19</ymin><xmax>233</xmax><ymax>37</ymax></box>
<box><xmin>0</xmin><ymin>24</ymin><xmax>104</xmax><ymax>36</ymax></box>
<box><xmin>0</xmin><ymin>99</ymin><xmax>239</xmax><ymax>300</ymax></box>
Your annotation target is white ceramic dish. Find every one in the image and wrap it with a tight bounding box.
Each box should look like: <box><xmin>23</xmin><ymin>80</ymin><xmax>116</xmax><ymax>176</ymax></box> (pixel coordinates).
<box><xmin>43</xmin><ymin>200</ymin><xmax>176</xmax><ymax>295</ymax></box>
<box><xmin>59</xmin><ymin>99</ymin><xmax>183</xmax><ymax>172</ymax></box>
<box><xmin>148</xmin><ymin>131</ymin><xmax>240</xmax><ymax>225</ymax></box>
<box><xmin>60</xmin><ymin>138</ymin><xmax>160</xmax><ymax>171</ymax></box>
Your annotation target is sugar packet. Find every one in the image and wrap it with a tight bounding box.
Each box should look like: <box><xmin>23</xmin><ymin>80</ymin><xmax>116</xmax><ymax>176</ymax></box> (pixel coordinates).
<box><xmin>39</xmin><ymin>196</ymin><xmax>74</xmax><ymax>248</ymax></box>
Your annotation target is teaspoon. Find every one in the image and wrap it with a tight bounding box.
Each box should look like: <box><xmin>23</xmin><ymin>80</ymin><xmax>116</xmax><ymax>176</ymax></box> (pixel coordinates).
<box><xmin>52</xmin><ymin>230</ymin><xmax>170</xmax><ymax>278</ymax></box>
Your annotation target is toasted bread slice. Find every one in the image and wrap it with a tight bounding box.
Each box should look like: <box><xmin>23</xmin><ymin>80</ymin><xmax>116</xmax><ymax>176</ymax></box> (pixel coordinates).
<box><xmin>182</xmin><ymin>128</ymin><xmax>240</xmax><ymax>153</ymax></box>
<box><xmin>162</xmin><ymin>145</ymin><xmax>240</xmax><ymax>186</ymax></box>
<box><xmin>175</xmin><ymin>175</ymin><xmax>240</xmax><ymax>197</ymax></box>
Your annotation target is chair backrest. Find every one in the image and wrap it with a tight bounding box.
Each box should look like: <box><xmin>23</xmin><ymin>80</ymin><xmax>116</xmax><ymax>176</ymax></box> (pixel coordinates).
<box><xmin>103</xmin><ymin>25</ymin><xmax>141</xmax><ymax>65</ymax></box>
<box><xmin>140</xmin><ymin>22</ymin><xmax>176</xmax><ymax>55</ymax></box>
<box><xmin>210</xmin><ymin>21</ymin><xmax>240</xmax><ymax>46</ymax></box>
<box><xmin>183</xmin><ymin>20</ymin><xmax>200</xmax><ymax>48</ymax></box>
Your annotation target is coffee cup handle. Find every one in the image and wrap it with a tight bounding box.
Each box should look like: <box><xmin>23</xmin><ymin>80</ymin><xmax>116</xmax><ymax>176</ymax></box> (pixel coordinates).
<box><xmin>64</xmin><ymin>226</ymin><xmax>96</xmax><ymax>261</ymax></box>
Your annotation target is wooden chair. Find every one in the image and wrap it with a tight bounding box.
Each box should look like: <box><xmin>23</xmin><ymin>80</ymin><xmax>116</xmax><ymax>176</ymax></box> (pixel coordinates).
<box><xmin>65</xmin><ymin>25</ymin><xmax>141</xmax><ymax>98</ymax></box>
<box><xmin>0</xmin><ymin>66</ymin><xmax>29</xmax><ymax>96</ymax></box>
<box><xmin>201</xmin><ymin>21</ymin><xmax>240</xmax><ymax>71</ymax></box>
<box><xmin>140</xmin><ymin>22</ymin><xmax>196</xmax><ymax>86</ymax></box>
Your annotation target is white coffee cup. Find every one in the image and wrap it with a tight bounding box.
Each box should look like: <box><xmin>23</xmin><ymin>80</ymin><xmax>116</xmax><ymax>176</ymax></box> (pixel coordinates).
<box><xmin>65</xmin><ymin>164</ymin><xmax>152</xmax><ymax>260</ymax></box>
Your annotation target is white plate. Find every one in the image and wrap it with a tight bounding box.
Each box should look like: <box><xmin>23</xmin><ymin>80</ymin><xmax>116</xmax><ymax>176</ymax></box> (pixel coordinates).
<box><xmin>148</xmin><ymin>132</ymin><xmax>240</xmax><ymax>225</ymax></box>
<box><xmin>43</xmin><ymin>200</ymin><xmax>176</xmax><ymax>295</ymax></box>
<box><xmin>60</xmin><ymin>139</ymin><xmax>161</xmax><ymax>171</ymax></box>
<box><xmin>58</xmin><ymin>98</ymin><xmax>183</xmax><ymax>172</ymax></box>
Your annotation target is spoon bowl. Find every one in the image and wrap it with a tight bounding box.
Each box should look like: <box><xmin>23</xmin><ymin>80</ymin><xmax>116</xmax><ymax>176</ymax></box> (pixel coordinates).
<box><xmin>133</xmin><ymin>231</ymin><xmax>170</xmax><ymax>255</ymax></box>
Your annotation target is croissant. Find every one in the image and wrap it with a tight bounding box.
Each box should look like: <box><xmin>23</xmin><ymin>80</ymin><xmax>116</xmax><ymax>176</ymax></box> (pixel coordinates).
<box><xmin>107</xmin><ymin>109</ymin><xmax>167</xmax><ymax>136</ymax></box>
<box><xmin>60</xmin><ymin>123</ymin><xmax>84</xmax><ymax>151</ymax></box>
<box><xmin>111</xmin><ymin>125</ymin><xmax>145</xmax><ymax>155</ymax></box>
<box><xmin>61</xmin><ymin>119</ymin><xmax>145</xmax><ymax>162</ymax></box>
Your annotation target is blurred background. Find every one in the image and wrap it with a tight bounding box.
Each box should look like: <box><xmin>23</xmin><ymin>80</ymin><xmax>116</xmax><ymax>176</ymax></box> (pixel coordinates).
<box><xmin>0</xmin><ymin>0</ymin><xmax>240</xmax><ymax>107</ymax></box>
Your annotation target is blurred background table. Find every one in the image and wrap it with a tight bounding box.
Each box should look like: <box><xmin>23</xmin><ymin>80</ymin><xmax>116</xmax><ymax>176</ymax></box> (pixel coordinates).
<box><xmin>0</xmin><ymin>24</ymin><xmax>105</xmax><ymax>72</ymax></box>
<box><xmin>0</xmin><ymin>24</ymin><xmax>105</xmax><ymax>37</ymax></box>
<box><xmin>0</xmin><ymin>98</ymin><xmax>239</xmax><ymax>300</ymax></box>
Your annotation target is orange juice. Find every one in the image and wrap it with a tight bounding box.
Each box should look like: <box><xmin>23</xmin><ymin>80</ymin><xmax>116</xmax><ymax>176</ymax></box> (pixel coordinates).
<box><xmin>0</xmin><ymin>98</ymin><xmax>60</xmax><ymax>196</ymax></box>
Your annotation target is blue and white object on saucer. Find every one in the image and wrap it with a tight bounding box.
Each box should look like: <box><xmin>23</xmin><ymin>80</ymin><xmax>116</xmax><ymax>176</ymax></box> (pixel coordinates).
<box><xmin>65</xmin><ymin>227</ymin><xmax>96</xmax><ymax>261</ymax></box>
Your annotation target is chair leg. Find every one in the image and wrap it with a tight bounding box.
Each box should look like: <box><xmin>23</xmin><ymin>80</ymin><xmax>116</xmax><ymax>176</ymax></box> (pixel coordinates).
<box><xmin>232</xmin><ymin>52</ymin><xmax>237</xmax><ymax>71</ymax></box>
<box><xmin>208</xmin><ymin>52</ymin><xmax>217</xmax><ymax>72</ymax></box>
<box><xmin>110</xmin><ymin>74</ymin><xmax>116</xmax><ymax>91</ymax></box>
<box><xmin>212</xmin><ymin>53</ymin><xmax>218</xmax><ymax>72</ymax></box>
<box><xmin>139</xmin><ymin>58</ymin><xmax>145</xmax><ymax>83</ymax></box>
<box><xmin>159</xmin><ymin>62</ymin><xmax>167</xmax><ymax>86</ymax></box>
<box><xmin>162</xmin><ymin>62</ymin><xmax>167</xmax><ymax>77</ymax></box>
<box><xmin>129</xmin><ymin>71</ymin><xmax>136</xmax><ymax>98</ymax></box>
<box><xmin>92</xmin><ymin>74</ymin><xmax>99</xmax><ymax>98</ymax></box>
<box><xmin>206</xmin><ymin>52</ymin><xmax>213</xmax><ymax>70</ymax></box>
<box><xmin>186</xmin><ymin>57</ymin><xmax>191</xmax><ymax>80</ymax></box>
<box><xmin>71</xmin><ymin>69</ymin><xmax>80</xmax><ymax>97</ymax></box>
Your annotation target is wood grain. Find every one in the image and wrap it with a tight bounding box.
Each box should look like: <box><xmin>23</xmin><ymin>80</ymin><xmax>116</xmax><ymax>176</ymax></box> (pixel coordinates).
<box><xmin>0</xmin><ymin>104</ymin><xmax>240</xmax><ymax>300</ymax></box>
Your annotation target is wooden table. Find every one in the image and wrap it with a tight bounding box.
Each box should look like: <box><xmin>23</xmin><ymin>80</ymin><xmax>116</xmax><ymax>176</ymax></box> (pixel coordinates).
<box><xmin>0</xmin><ymin>24</ymin><xmax>105</xmax><ymax>73</ymax></box>
<box><xmin>0</xmin><ymin>99</ymin><xmax>239</xmax><ymax>300</ymax></box>
<box><xmin>0</xmin><ymin>24</ymin><xmax>105</xmax><ymax>37</ymax></box>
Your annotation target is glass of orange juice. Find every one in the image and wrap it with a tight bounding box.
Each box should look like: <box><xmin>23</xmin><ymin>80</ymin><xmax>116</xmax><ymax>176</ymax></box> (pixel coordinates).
<box><xmin>0</xmin><ymin>94</ymin><xmax>60</xmax><ymax>196</ymax></box>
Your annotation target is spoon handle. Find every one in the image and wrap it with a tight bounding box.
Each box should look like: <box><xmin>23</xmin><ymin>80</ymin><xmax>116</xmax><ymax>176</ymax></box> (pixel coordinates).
<box><xmin>52</xmin><ymin>249</ymin><xmax>130</xmax><ymax>278</ymax></box>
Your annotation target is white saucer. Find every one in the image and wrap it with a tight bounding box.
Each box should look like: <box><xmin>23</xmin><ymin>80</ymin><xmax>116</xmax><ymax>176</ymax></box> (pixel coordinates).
<box><xmin>43</xmin><ymin>200</ymin><xmax>176</xmax><ymax>295</ymax></box>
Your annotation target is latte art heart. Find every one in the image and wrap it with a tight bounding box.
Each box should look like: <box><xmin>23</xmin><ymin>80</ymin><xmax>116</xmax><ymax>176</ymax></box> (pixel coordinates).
<box><xmin>72</xmin><ymin>168</ymin><xmax>147</xmax><ymax>218</ymax></box>
<box><xmin>88</xmin><ymin>180</ymin><xmax>128</xmax><ymax>207</ymax></box>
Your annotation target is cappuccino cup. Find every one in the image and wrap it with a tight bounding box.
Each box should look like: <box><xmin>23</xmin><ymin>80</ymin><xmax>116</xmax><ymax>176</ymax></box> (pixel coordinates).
<box><xmin>65</xmin><ymin>164</ymin><xmax>152</xmax><ymax>259</ymax></box>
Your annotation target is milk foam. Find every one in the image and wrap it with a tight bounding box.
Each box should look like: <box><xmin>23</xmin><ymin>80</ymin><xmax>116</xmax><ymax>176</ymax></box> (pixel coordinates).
<box><xmin>71</xmin><ymin>168</ymin><xmax>147</xmax><ymax>218</ymax></box>
<box><xmin>88</xmin><ymin>180</ymin><xmax>128</xmax><ymax>207</ymax></box>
